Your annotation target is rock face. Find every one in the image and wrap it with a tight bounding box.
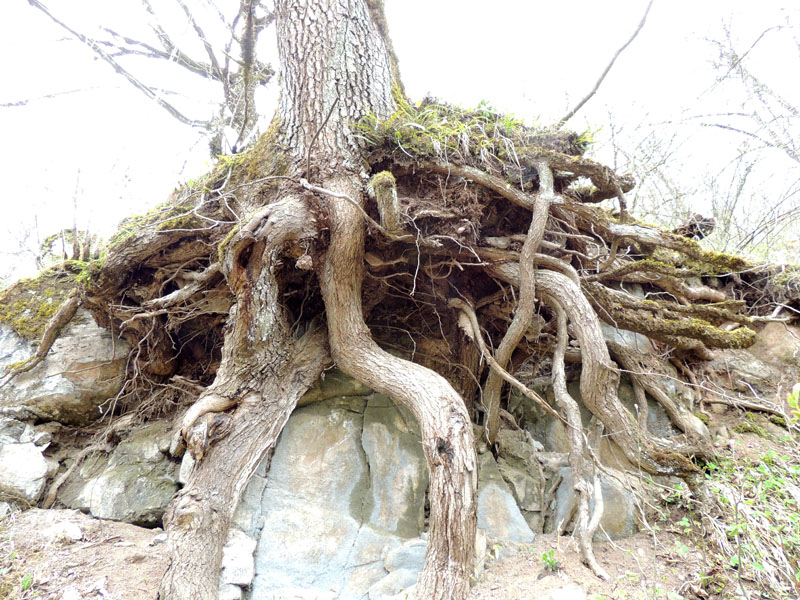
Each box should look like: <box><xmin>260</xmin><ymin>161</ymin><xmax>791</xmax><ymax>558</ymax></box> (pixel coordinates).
<box><xmin>231</xmin><ymin>392</ymin><xmax>429</xmax><ymax>600</ymax></box>
<box><xmin>0</xmin><ymin>311</ymin><xmax>130</xmax><ymax>426</ymax></box>
<box><xmin>57</xmin><ymin>421</ymin><xmax>178</xmax><ymax>527</ymax></box>
<box><xmin>550</xmin><ymin>467</ymin><xmax>638</xmax><ymax>541</ymax></box>
<box><xmin>477</xmin><ymin>452</ymin><xmax>536</xmax><ymax>543</ymax></box>
<box><xmin>495</xmin><ymin>429</ymin><xmax>545</xmax><ymax>532</ymax></box>
<box><xmin>0</xmin><ymin>415</ymin><xmax>58</xmax><ymax>503</ymax></box>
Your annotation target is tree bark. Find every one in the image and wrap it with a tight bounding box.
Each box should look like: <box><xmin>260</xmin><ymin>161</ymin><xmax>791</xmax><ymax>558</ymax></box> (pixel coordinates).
<box><xmin>275</xmin><ymin>1</ymin><xmax>478</xmax><ymax>596</ymax></box>
<box><xmin>160</xmin><ymin>2</ymin><xmax>479</xmax><ymax>598</ymax></box>
<box><xmin>320</xmin><ymin>175</ymin><xmax>477</xmax><ymax>599</ymax></box>
<box><xmin>483</xmin><ymin>161</ymin><xmax>554</xmax><ymax>445</ymax></box>
<box><xmin>489</xmin><ymin>263</ymin><xmax>701</xmax><ymax>476</ymax></box>
<box><xmin>158</xmin><ymin>197</ymin><xmax>330</xmax><ymax>599</ymax></box>
<box><xmin>158</xmin><ymin>334</ymin><xmax>327</xmax><ymax>600</ymax></box>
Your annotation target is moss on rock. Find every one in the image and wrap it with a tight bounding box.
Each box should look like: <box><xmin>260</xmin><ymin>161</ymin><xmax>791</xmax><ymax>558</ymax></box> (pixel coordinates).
<box><xmin>0</xmin><ymin>270</ymin><xmax>78</xmax><ymax>341</ymax></box>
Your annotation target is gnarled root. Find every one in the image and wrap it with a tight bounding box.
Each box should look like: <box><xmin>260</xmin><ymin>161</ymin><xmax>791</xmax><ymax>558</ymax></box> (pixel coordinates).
<box><xmin>490</xmin><ymin>263</ymin><xmax>700</xmax><ymax>476</ymax></box>
<box><xmin>551</xmin><ymin>299</ymin><xmax>609</xmax><ymax>580</ymax></box>
<box><xmin>319</xmin><ymin>175</ymin><xmax>477</xmax><ymax>600</ymax></box>
<box><xmin>483</xmin><ymin>161</ymin><xmax>554</xmax><ymax>445</ymax></box>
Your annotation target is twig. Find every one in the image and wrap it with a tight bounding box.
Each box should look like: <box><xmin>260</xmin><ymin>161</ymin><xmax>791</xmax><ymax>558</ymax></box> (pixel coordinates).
<box><xmin>559</xmin><ymin>0</ymin><xmax>655</xmax><ymax>126</ymax></box>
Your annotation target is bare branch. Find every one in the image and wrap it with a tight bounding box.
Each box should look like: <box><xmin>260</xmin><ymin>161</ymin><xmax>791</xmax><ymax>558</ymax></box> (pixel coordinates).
<box><xmin>559</xmin><ymin>0</ymin><xmax>655</xmax><ymax>126</ymax></box>
<box><xmin>27</xmin><ymin>0</ymin><xmax>211</xmax><ymax>129</ymax></box>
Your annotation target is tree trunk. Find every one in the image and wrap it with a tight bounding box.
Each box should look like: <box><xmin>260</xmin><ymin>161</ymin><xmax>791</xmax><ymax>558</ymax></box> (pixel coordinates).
<box><xmin>159</xmin><ymin>1</ymin><xmax>478</xmax><ymax>598</ymax></box>
<box><xmin>276</xmin><ymin>1</ymin><xmax>478</xmax><ymax>597</ymax></box>
<box><xmin>158</xmin><ymin>198</ymin><xmax>330</xmax><ymax>599</ymax></box>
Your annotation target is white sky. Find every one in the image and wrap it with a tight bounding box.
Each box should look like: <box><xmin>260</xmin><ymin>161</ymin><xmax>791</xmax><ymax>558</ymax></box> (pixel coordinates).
<box><xmin>1</xmin><ymin>1</ymin><xmax>798</xmax><ymax>281</ymax></box>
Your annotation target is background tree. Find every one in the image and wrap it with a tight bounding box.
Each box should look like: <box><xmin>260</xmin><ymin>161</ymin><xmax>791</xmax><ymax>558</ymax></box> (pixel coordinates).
<box><xmin>597</xmin><ymin>16</ymin><xmax>800</xmax><ymax>263</ymax></box>
<box><xmin>27</xmin><ymin>0</ymin><xmax>275</xmax><ymax>154</ymax></box>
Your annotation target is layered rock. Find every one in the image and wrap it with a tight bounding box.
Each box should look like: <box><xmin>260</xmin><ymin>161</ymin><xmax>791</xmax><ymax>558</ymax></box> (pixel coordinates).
<box><xmin>0</xmin><ymin>311</ymin><xmax>130</xmax><ymax>426</ymax></box>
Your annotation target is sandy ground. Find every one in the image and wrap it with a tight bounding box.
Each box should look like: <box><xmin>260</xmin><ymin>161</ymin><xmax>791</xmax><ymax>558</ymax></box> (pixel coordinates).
<box><xmin>1</xmin><ymin>507</ymin><xmax>715</xmax><ymax>600</ymax></box>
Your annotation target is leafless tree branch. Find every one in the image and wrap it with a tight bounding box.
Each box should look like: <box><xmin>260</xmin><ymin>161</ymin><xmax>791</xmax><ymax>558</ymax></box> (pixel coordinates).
<box><xmin>559</xmin><ymin>0</ymin><xmax>655</xmax><ymax>126</ymax></box>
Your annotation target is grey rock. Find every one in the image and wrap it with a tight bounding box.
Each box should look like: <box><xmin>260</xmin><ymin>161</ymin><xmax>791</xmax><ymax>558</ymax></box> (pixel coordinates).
<box><xmin>368</xmin><ymin>569</ymin><xmax>418</xmax><ymax>600</ymax></box>
<box><xmin>220</xmin><ymin>528</ymin><xmax>257</xmax><ymax>587</ymax></box>
<box><xmin>20</xmin><ymin>423</ymin><xmax>53</xmax><ymax>447</ymax></box>
<box><xmin>383</xmin><ymin>585</ymin><xmax>416</xmax><ymax>600</ymax></box>
<box><xmin>552</xmin><ymin>468</ymin><xmax>638</xmax><ymax>540</ymax></box>
<box><xmin>495</xmin><ymin>429</ymin><xmax>545</xmax><ymax>512</ymax></box>
<box><xmin>705</xmin><ymin>349</ymin><xmax>779</xmax><ymax>393</ymax></box>
<box><xmin>0</xmin><ymin>313</ymin><xmax>130</xmax><ymax>426</ymax></box>
<box><xmin>248</xmin><ymin>398</ymin><xmax>377</xmax><ymax>597</ymax></box>
<box><xmin>0</xmin><ymin>442</ymin><xmax>50</xmax><ymax>502</ymax></box>
<box><xmin>362</xmin><ymin>395</ymin><xmax>428</xmax><ymax>537</ymax></box>
<box><xmin>297</xmin><ymin>368</ymin><xmax>372</xmax><ymax>407</ymax></box>
<box><xmin>59</xmin><ymin>422</ymin><xmax>178</xmax><ymax>526</ymax></box>
<box><xmin>477</xmin><ymin>453</ymin><xmax>535</xmax><ymax>543</ymax></box>
<box><xmin>600</xmin><ymin>320</ymin><xmax>652</xmax><ymax>353</ymax></box>
<box><xmin>616</xmin><ymin>377</ymin><xmax>676</xmax><ymax>439</ymax></box>
<box><xmin>0</xmin><ymin>416</ymin><xmax>25</xmax><ymax>444</ymax></box>
<box><xmin>243</xmin><ymin>393</ymin><xmax>428</xmax><ymax>600</ymax></box>
<box><xmin>384</xmin><ymin>538</ymin><xmax>426</xmax><ymax>573</ymax></box>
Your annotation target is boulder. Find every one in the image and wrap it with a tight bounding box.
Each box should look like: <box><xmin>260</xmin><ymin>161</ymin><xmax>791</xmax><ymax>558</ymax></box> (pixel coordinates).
<box><xmin>58</xmin><ymin>422</ymin><xmax>178</xmax><ymax>526</ymax></box>
<box><xmin>0</xmin><ymin>441</ymin><xmax>54</xmax><ymax>503</ymax></box>
<box><xmin>477</xmin><ymin>452</ymin><xmax>535</xmax><ymax>543</ymax></box>
<box><xmin>0</xmin><ymin>312</ymin><xmax>130</xmax><ymax>426</ymax></box>
<box><xmin>240</xmin><ymin>393</ymin><xmax>429</xmax><ymax>600</ymax></box>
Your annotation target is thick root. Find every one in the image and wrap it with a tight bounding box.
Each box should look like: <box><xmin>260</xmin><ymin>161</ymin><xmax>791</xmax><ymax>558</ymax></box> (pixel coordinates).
<box><xmin>319</xmin><ymin>175</ymin><xmax>477</xmax><ymax>600</ymax></box>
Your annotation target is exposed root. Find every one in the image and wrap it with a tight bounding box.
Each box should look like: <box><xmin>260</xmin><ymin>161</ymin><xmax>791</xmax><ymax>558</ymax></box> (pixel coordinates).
<box><xmin>608</xmin><ymin>341</ymin><xmax>711</xmax><ymax>441</ymax></box>
<box><xmin>449</xmin><ymin>298</ymin><xmax>565</xmax><ymax>426</ymax></box>
<box><xmin>0</xmin><ymin>289</ymin><xmax>81</xmax><ymax>388</ymax></box>
<box><xmin>179</xmin><ymin>392</ymin><xmax>238</xmax><ymax>443</ymax></box>
<box><xmin>551</xmin><ymin>298</ymin><xmax>609</xmax><ymax>580</ymax></box>
<box><xmin>318</xmin><ymin>174</ymin><xmax>476</xmax><ymax>600</ymax></box>
<box><xmin>585</xmin><ymin>281</ymin><xmax>756</xmax><ymax>351</ymax></box>
<box><xmin>483</xmin><ymin>161</ymin><xmax>555</xmax><ymax>444</ymax></box>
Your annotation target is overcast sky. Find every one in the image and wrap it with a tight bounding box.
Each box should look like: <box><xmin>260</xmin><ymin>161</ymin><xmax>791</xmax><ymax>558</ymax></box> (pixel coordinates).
<box><xmin>1</xmin><ymin>1</ymin><xmax>798</xmax><ymax>281</ymax></box>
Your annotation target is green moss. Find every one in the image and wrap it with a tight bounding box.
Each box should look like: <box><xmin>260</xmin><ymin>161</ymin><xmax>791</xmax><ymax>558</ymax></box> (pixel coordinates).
<box><xmin>768</xmin><ymin>414</ymin><xmax>787</xmax><ymax>428</ymax></box>
<box><xmin>694</xmin><ymin>411</ymin><xmax>710</xmax><ymax>426</ymax></box>
<box><xmin>356</xmin><ymin>98</ymin><xmax>574</xmax><ymax>172</ymax></box>
<box><xmin>0</xmin><ymin>270</ymin><xmax>77</xmax><ymax>340</ymax></box>
<box><xmin>733</xmin><ymin>421</ymin><xmax>768</xmax><ymax>438</ymax></box>
<box><xmin>224</xmin><ymin>117</ymin><xmax>289</xmax><ymax>183</ymax></box>
<box><xmin>217</xmin><ymin>223</ymin><xmax>241</xmax><ymax>265</ymax></box>
<box><xmin>106</xmin><ymin>196</ymin><xmax>198</xmax><ymax>251</ymax></box>
<box><xmin>370</xmin><ymin>170</ymin><xmax>396</xmax><ymax>190</ymax></box>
